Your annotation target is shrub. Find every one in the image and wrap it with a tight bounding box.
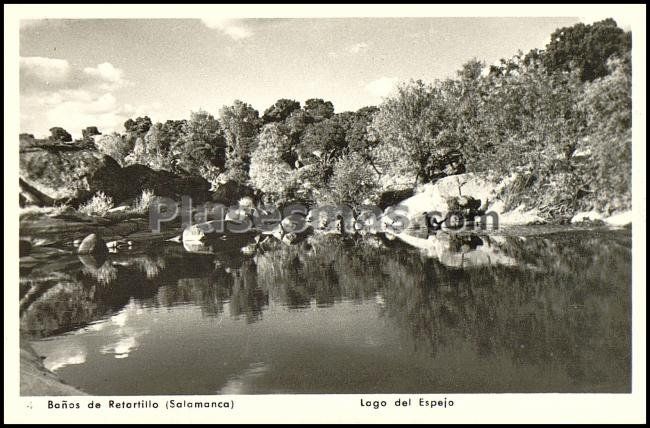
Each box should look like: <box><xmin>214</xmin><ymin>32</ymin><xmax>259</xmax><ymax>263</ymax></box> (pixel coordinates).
<box><xmin>132</xmin><ymin>189</ymin><xmax>156</xmax><ymax>215</ymax></box>
<box><xmin>78</xmin><ymin>191</ymin><xmax>114</xmax><ymax>217</ymax></box>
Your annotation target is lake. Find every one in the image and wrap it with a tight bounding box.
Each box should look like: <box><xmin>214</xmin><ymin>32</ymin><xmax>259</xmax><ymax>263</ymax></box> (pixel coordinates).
<box><xmin>19</xmin><ymin>226</ymin><xmax>632</xmax><ymax>394</ymax></box>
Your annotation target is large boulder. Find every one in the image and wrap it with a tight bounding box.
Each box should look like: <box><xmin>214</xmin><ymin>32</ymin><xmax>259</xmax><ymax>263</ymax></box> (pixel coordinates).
<box><xmin>77</xmin><ymin>233</ymin><xmax>108</xmax><ymax>256</ymax></box>
<box><xmin>210</xmin><ymin>180</ymin><xmax>257</xmax><ymax>207</ymax></box>
<box><xmin>20</xmin><ymin>139</ymin><xmax>122</xmax><ymax>204</ymax></box>
<box><xmin>19</xmin><ymin>136</ymin><xmax>210</xmax><ymax>206</ymax></box>
<box><xmin>119</xmin><ymin>165</ymin><xmax>211</xmax><ymax>203</ymax></box>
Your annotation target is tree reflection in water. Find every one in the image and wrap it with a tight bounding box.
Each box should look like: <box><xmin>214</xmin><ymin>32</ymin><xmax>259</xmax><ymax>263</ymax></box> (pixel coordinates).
<box><xmin>20</xmin><ymin>229</ymin><xmax>631</xmax><ymax>390</ymax></box>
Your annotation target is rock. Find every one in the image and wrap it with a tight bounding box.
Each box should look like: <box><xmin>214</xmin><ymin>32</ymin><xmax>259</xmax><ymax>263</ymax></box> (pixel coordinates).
<box><xmin>20</xmin><ymin>138</ymin><xmax>122</xmax><ymax>202</ymax></box>
<box><xmin>119</xmin><ymin>164</ymin><xmax>211</xmax><ymax>203</ymax></box>
<box><xmin>19</xmin><ymin>178</ymin><xmax>55</xmax><ymax>207</ymax></box>
<box><xmin>571</xmin><ymin>211</ymin><xmax>606</xmax><ymax>224</ymax></box>
<box><xmin>78</xmin><ymin>252</ymin><xmax>108</xmax><ymax>270</ymax></box>
<box><xmin>77</xmin><ymin>233</ymin><xmax>108</xmax><ymax>255</ymax></box>
<box><xmin>605</xmin><ymin>211</ymin><xmax>632</xmax><ymax>226</ymax></box>
<box><xmin>19</xmin><ymin>240</ymin><xmax>32</xmax><ymax>257</ymax></box>
<box><xmin>107</xmin><ymin>205</ymin><xmax>130</xmax><ymax>213</ymax></box>
<box><xmin>377</xmin><ymin>188</ymin><xmax>415</xmax><ymax>210</ymax></box>
<box><xmin>182</xmin><ymin>225</ymin><xmax>207</xmax><ymax>243</ymax></box>
<box><xmin>106</xmin><ymin>240</ymin><xmax>131</xmax><ymax>250</ymax></box>
<box><xmin>282</xmin><ymin>232</ymin><xmax>298</xmax><ymax>245</ymax></box>
<box><xmin>241</xmin><ymin>243</ymin><xmax>257</xmax><ymax>255</ymax></box>
<box><xmin>20</xmin><ymin>138</ymin><xmax>210</xmax><ymax>206</ymax></box>
<box><xmin>211</xmin><ymin>180</ymin><xmax>257</xmax><ymax>206</ymax></box>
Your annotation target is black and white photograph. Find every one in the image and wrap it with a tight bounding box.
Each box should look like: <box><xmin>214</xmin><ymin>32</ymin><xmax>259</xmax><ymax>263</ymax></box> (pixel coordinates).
<box><xmin>5</xmin><ymin>3</ymin><xmax>646</xmax><ymax>424</ymax></box>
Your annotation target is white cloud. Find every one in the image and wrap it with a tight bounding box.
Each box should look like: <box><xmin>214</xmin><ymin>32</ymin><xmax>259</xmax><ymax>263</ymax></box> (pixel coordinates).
<box><xmin>20</xmin><ymin>57</ymin><xmax>71</xmax><ymax>87</ymax></box>
<box><xmin>201</xmin><ymin>18</ymin><xmax>253</xmax><ymax>40</ymax></box>
<box><xmin>20</xmin><ymin>57</ymin><xmax>149</xmax><ymax>138</ymax></box>
<box><xmin>21</xmin><ymin>56</ymin><xmax>128</xmax><ymax>93</ymax></box>
<box><xmin>347</xmin><ymin>42</ymin><xmax>369</xmax><ymax>54</ymax></box>
<box><xmin>83</xmin><ymin>62</ymin><xmax>125</xmax><ymax>85</ymax></box>
<box><xmin>365</xmin><ymin>76</ymin><xmax>399</xmax><ymax>98</ymax></box>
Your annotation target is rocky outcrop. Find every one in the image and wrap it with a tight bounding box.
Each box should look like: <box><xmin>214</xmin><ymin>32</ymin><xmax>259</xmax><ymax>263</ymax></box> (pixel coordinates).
<box><xmin>394</xmin><ymin>173</ymin><xmax>545</xmax><ymax>227</ymax></box>
<box><xmin>19</xmin><ymin>139</ymin><xmax>211</xmax><ymax>206</ymax></box>
<box><xmin>20</xmin><ymin>139</ymin><xmax>122</xmax><ymax>203</ymax></box>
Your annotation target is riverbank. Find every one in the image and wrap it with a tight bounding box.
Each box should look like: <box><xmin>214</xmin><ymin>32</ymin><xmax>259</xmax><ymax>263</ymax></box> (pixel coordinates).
<box><xmin>20</xmin><ymin>336</ymin><xmax>87</xmax><ymax>396</ymax></box>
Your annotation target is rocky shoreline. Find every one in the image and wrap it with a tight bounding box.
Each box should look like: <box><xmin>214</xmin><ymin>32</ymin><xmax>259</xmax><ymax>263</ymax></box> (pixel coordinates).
<box><xmin>20</xmin><ymin>336</ymin><xmax>87</xmax><ymax>396</ymax></box>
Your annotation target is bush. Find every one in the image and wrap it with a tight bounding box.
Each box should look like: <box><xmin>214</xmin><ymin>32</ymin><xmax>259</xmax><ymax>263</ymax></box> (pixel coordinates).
<box><xmin>132</xmin><ymin>189</ymin><xmax>156</xmax><ymax>215</ymax></box>
<box><xmin>78</xmin><ymin>191</ymin><xmax>114</xmax><ymax>217</ymax></box>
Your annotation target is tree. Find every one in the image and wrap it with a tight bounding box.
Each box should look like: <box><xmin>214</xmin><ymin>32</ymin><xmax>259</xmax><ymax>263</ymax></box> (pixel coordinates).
<box><xmin>577</xmin><ymin>54</ymin><xmax>632</xmax><ymax>212</ymax></box>
<box><xmin>172</xmin><ymin>110</ymin><xmax>226</xmax><ymax>181</ymax></box>
<box><xmin>304</xmin><ymin>98</ymin><xmax>335</xmax><ymax>122</ymax></box>
<box><xmin>295</xmin><ymin>113</ymin><xmax>353</xmax><ymax>190</ymax></box>
<box><xmin>368</xmin><ymin>80</ymin><xmax>460</xmax><ymax>186</ymax></box>
<box><xmin>219</xmin><ymin>100</ymin><xmax>262</xmax><ymax>184</ymax></box>
<box><xmin>81</xmin><ymin>126</ymin><xmax>101</xmax><ymax>140</ymax></box>
<box><xmin>125</xmin><ymin>120</ymin><xmax>187</xmax><ymax>170</ymax></box>
<box><xmin>96</xmin><ymin>133</ymin><xmax>131</xmax><ymax>166</ymax></box>
<box><xmin>48</xmin><ymin>127</ymin><xmax>72</xmax><ymax>142</ymax></box>
<box><xmin>262</xmin><ymin>99</ymin><xmax>301</xmax><ymax>123</ymax></box>
<box><xmin>543</xmin><ymin>18</ymin><xmax>631</xmax><ymax>81</ymax></box>
<box><xmin>249</xmin><ymin>123</ymin><xmax>298</xmax><ymax>201</ymax></box>
<box><xmin>124</xmin><ymin>116</ymin><xmax>152</xmax><ymax>134</ymax></box>
<box><xmin>327</xmin><ymin>151</ymin><xmax>380</xmax><ymax>205</ymax></box>
<box><xmin>345</xmin><ymin>106</ymin><xmax>380</xmax><ymax>161</ymax></box>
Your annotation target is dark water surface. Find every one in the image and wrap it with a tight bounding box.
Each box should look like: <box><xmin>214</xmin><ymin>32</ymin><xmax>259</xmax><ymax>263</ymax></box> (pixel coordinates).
<box><xmin>20</xmin><ymin>227</ymin><xmax>632</xmax><ymax>394</ymax></box>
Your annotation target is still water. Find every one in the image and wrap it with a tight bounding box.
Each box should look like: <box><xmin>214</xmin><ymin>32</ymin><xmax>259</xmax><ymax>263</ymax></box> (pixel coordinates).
<box><xmin>20</xmin><ymin>227</ymin><xmax>632</xmax><ymax>394</ymax></box>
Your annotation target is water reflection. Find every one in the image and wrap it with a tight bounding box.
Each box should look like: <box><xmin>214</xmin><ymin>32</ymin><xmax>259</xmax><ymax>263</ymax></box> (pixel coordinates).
<box><xmin>20</xmin><ymin>228</ymin><xmax>631</xmax><ymax>393</ymax></box>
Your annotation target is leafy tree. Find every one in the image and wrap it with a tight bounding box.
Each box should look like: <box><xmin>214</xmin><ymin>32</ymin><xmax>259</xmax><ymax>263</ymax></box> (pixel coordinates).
<box><xmin>81</xmin><ymin>126</ymin><xmax>101</xmax><ymax>140</ymax></box>
<box><xmin>345</xmin><ymin>106</ymin><xmax>381</xmax><ymax>171</ymax></box>
<box><xmin>304</xmin><ymin>98</ymin><xmax>335</xmax><ymax>122</ymax></box>
<box><xmin>543</xmin><ymin>18</ymin><xmax>631</xmax><ymax>81</ymax></box>
<box><xmin>369</xmin><ymin>80</ymin><xmax>461</xmax><ymax>186</ymax></box>
<box><xmin>262</xmin><ymin>99</ymin><xmax>301</xmax><ymax>123</ymax></box>
<box><xmin>123</xmin><ymin>116</ymin><xmax>153</xmax><ymax>134</ymax></box>
<box><xmin>219</xmin><ymin>100</ymin><xmax>262</xmax><ymax>184</ymax></box>
<box><xmin>327</xmin><ymin>151</ymin><xmax>380</xmax><ymax>205</ymax></box>
<box><xmin>249</xmin><ymin>123</ymin><xmax>298</xmax><ymax>201</ymax></box>
<box><xmin>48</xmin><ymin>127</ymin><xmax>72</xmax><ymax>142</ymax></box>
<box><xmin>172</xmin><ymin>110</ymin><xmax>226</xmax><ymax>181</ymax></box>
<box><xmin>96</xmin><ymin>133</ymin><xmax>131</xmax><ymax>166</ymax></box>
<box><xmin>577</xmin><ymin>54</ymin><xmax>632</xmax><ymax>212</ymax></box>
<box><xmin>125</xmin><ymin>120</ymin><xmax>187</xmax><ymax>170</ymax></box>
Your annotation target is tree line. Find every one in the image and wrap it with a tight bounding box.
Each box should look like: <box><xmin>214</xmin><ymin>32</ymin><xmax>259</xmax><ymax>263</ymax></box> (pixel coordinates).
<box><xmin>32</xmin><ymin>19</ymin><xmax>632</xmax><ymax>217</ymax></box>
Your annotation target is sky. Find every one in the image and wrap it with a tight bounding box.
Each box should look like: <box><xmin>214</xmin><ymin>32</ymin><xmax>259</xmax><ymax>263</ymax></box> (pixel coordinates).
<box><xmin>20</xmin><ymin>16</ymin><xmax>611</xmax><ymax>139</ymax></box>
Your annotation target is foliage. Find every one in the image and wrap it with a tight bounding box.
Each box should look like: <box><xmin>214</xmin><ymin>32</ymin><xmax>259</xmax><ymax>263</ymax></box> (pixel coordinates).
<box><xmin>368</xmin><ymin>79</ymin><xmax>461</xmax><ymax>185</ymax></box>
<box><xmin>543</xmin><ymin>18</ymin><xmax>631</xmax><ymax>82</ymax></box>
<box><xmin>48</xmin><ymin>127</ymin><xmax>72</xmax><ymax>142</ymax></box>
<box><xmin>249</xmin><ymin>123</ymin><xmax>298</xmax><ymax>202</ymax></box>
<box><xmin>173</xmin><ymin>111</ymin><xmax>226</xmax><ymax>180</ymax></box>
<box><xmin>326</xmin><ymin>151</ymin><xmax>380</xmax><ymax>205</ymax></box>
<box><xmin>576</xmin><ymin>55</ymin><xmax>632</xmax><ymax>213</ymax></box>
<box><xmin>304</xmin><ymin>98</ymin><xmax>335</xmax><ymax>122</ymax></box>
<box><xmin>219</xmin><ymin>100</ymin><xmax>262</xmax><ymax>184</ymax></box>
<box><xmin>78</xmin><ymin>191</ymin><xmax>114</xmax><ymax>217</ymax></box>
<box><xmin>262</xmin><ymin>99</ymin><xmax>301</xmax><ymax>123</ymax></box>
<box><xmin>125</xmin><ymin>120</ymin><xmax>183</xmax><ymax>170</ymax></box>
<box><xmin>131</xmin><ymin>188</ymin><xmax>156</xmax><ymax>215</ymax></box>
<box><xmin>96</xmin><ymin>132</ymin><xmax>132</xmax><ymax>166</ymax></box>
